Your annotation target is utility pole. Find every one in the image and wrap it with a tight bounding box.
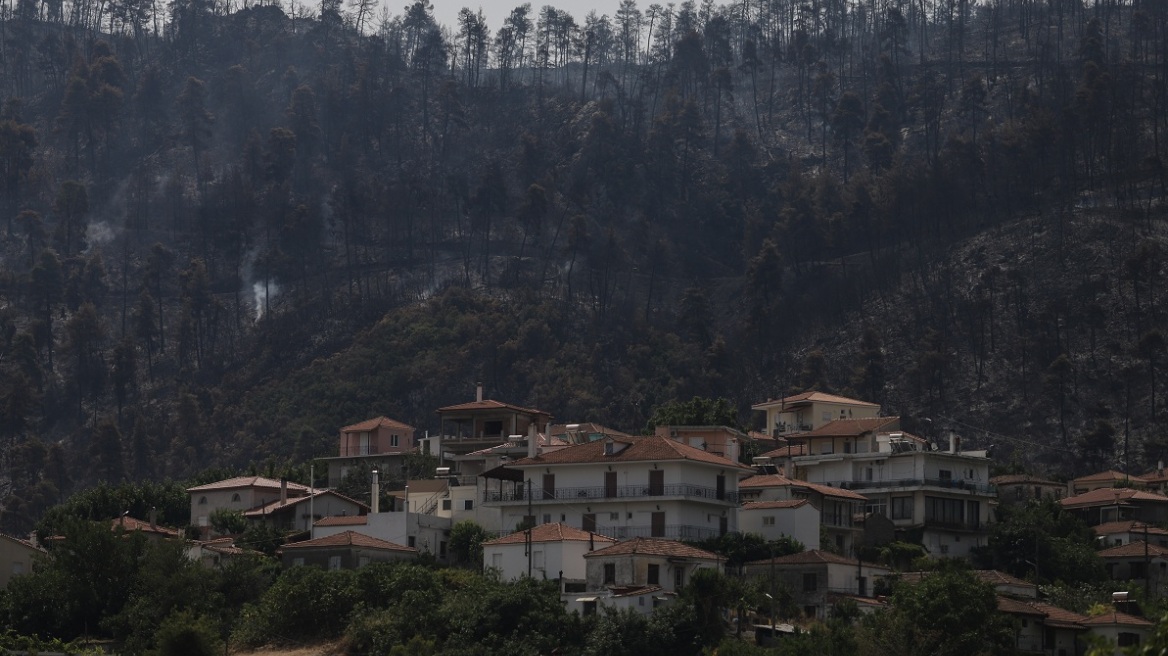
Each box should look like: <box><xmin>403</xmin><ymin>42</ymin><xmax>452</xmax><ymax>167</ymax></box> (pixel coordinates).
<box><xmin>526</xmin><ymin>478</ymin><xmax>533</xmax><ymax>578</ymax></box>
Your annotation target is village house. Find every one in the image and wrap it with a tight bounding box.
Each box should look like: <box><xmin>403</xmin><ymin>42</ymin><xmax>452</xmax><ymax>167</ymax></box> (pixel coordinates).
<box><xmin>1094</xmin><ymin>521</ymin><xmax>1168</xmax><ymax>548</ymax></box>
<box><xmin>1060</xmin><ymin>487</ymin><xmax>1168</xmax><ymax>526</ymax></box>
<box><xmin>432</xmin><ymin>386</ymin><xmax>552</xmax><ymax>463</ymax></box>
<box><xmin>0</xmin><ymin>533</ymin><xmax>44</xmax><ymax>588</ymax></box>
<box><xmin>481</xmin><ymin>434</ymin><xmax>749</xmax><ymax>542</ymax></box>
<box><xmin>1097</xmin><ymin>541</ymin><xmax>1168</xmax><ymax>593</ymax></box>
<box><xmin>481</xmin><ymin>522</ymin><xmax>616</xmax><ymax>589</ymax></box>
<box><xmin>187</xmin><ymin>476</ymin><xmax>311</xmax><ymax>531</ymax></box>
<box><xmin>751</xmin><ymin>392</ymin><xmax>881</xmax><ymax>438</ymax></box>
<box><xmin>738</xmin><ymin>500</ymin><xmax>821</xmax><ymax>550</ymax></box>
<box><xmin>312</xmin><ymin>509</ymin><xmax>450</xmax><ymax>558</ymax></box>
<box><xmin>738</xmin><ymin>473</ymin><xmax>868</xmax><ymax>553</ymax></box>
<box><xmin>990</xmin><ymin>473</ymin><xmax>1066</xmax><ymax>505</ymax></box>
<box><xmin>573</xmin><ymin>537</ymin><xmax>723</xmax><ymax>616</ymax></box>
<box><xmin>319</xmin><ymin>416</ymin><xmax>417</xmax><ymax>488</ymax></box>
<box><xmin>743</xmin><ymin>550</ymin><xmax>891</xmax><ymax>620</ymax></box>
<box><xmin>110</xmin><ymin>513</ymin><xmax>183</xmax><ymax>542</ymax></box>
<box><xmin>653</xmin><ymin>424</ymin><xmax>746</xmax><ymax>463</ymax></box>
<box><xmin>1082</xmin><ymin>607</ymin><xmax>1155</xmax><ymax>654</ymax></box>
<box><xmin>279</xmin><ymin>530</ymin><xmax>417</xmax><ymax>569</ymax></box>
<box><xmin>1070</xmin><ymin>470</ymin><xmax>1148</xmax><ymax>496</ymax></box>
<box><xmin>242</xmin><ymin>489</ymin><xmax>369</xmax><ymax>532</ymax></box>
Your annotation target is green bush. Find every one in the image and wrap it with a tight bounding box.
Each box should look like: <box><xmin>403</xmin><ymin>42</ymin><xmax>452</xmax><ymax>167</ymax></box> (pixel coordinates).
<box><xmin>154</xmin><ymin>610</ymin><xmax>222</xmax><ymax>656</ymax></box>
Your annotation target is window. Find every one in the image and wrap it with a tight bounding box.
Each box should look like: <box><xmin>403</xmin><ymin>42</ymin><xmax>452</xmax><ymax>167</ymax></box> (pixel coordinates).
<box><xmin>582</xmin><ymin>514</ymin><xmax>596</xmax><ymax>532</ymax></box>
<box><xmin>762</xmin><ymin>516</ymin><xmax>776</xmax><ymax>526</ymax></box>
<box><xmin>819</xmin><ymin>440</ymin><xmax>833</xmax><ymax>455</ymax></box>
<box><xmin>442</xmin><ymin>499</ymin><xmax>452</xmax><ymax>510</ymax></box>
<box><xmin>484</xmin><ymin>420</ymin><xmax>503</xmax><ymax>436</ymax></box>
<box><xmin>609</xmin><ymin>512</ymin><xmax>619</xmax><ymax>521</ymax></box>
<box><xmin>358</xmin><ymin>556</ymin><xmax>370</xmax><ymax>567</ymax></box>
<box><xmin>674</xmin><ymin>567</ymin><xmax>684</xmax><ymax>588</ymax></box>
<box><xmin>464</xmin><ymin>499</ymin><xmax>474</xmax><ymax>510</ymax></box>
<box><xmin>408</xmin><ymin>536</ymin><xmax>416</xmax><ymax>548</ymax></box>
<box><xmin>1119</xmin><ymin>633</ymin><xmax>1141</xmax><ymax>648</ymax></box>
<box><xmin>10</xmin><ymin>562</ymin><xmax>23</xmax><ymax>575</ymax></box>
<box><xmin>328</xmin><ymin>556</ymin><xmax>342</xmax><ymax>571</ymax></box>
<box><xmin>583</xmin><ymin>600</ymin><xmax>597</xmax><ymax>616</ymax></box>
<box><xmin>543</xmin><ymin>514</ymin><xmax>552</xmax><ymax>524</ymax></box>
<box><xmin>198</xmin><ymin>496</ymin><xmax>208</xmax><ymax>505</ymax></box>
<box><xmin>866</xmin><ymin>500</ymin><xmax>887</xmax><ymax>517</ymax></box>
<box><xmin>939</xmin><ymin>470</ymin><xmax>952</xmax><ymax>482</ymax></box>
<box><xmin>891</xmin><ymin>497</ymin><xmax>913</xmax><ymax>520</ymax></box>
<box><xmin>439</xmin><ymin>541</ymin><xmax>447</xmax><ymax>558</ymax></box>
<box><xmin>803</xmin><ymin>573</ymin><xmax>818</xmax><ymax>592</ymax></box>
<box><xmin>492</xmin><ymin>553</ymin><xmax>502</xmax><ymax>568</ymax></box>
<box><xmin>231</xmin><ymin>493</ymin><xmax>241</xmax><ymax>502</ymax></box>
<box><xmin>604</xmin><ymin>563</ymin><xmax>616</xmax><ymax>584</ymax></box>
<box><xmin>648</xmin><ymin>564</ymin><xmax>660</xmax><ymax>585</ymax></box>
<box><xmin>292</xmin><ymin>557</ymin><xmax>305</xmax><ymax>567</ymax></box>
<box><xmin>822</xmin><ymin>411</ymin><xmax>831</xmax><ymax>422</ymax></box>
<box><xmin>391</xmin><ymin>435</ymin><xmax>399</xmax><ymax>447</ymax></box>
<box><xmin>604</xmin><ymin>442</ymin><xmax>615</xmax><ymax>456</ymax></box>
<box><xmin>925</xmin><ymin>497</ymin><xmax>965</xmax><ymax>525</ymax></box>
<box><xmin>533</xmin><ymin>551</ymin><xmax>545</xmax><ymax>569</ymax></box>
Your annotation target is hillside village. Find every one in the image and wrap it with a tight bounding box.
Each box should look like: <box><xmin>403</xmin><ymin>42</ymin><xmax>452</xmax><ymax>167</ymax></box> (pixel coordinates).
<box><xmin>7</xmin><ymin>389</ymin><xmax>1168</xmax><ymax>654</ymax></box>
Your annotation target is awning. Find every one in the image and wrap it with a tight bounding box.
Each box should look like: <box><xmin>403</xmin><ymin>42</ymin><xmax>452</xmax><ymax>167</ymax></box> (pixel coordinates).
<box><xmin>482</xmin><ymin>465</ymin><xmax>524</xmax><ymax>482</ymax></box>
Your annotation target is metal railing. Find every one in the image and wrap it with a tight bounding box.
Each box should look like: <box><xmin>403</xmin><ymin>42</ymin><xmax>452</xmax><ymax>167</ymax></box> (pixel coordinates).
<box><xmin>483</xmin><ymin>483</ymin><xmax>740</xmax><ymax>504</ymax></box>
<box><xmin>835</xmin><ymin>478</ymin><xmax>996</xmax><ymax>495</ymax></box>
<box><xmin>593</xmin><ymin>524</ymin><xmax>725</xmax><ymax>541</ymax></box>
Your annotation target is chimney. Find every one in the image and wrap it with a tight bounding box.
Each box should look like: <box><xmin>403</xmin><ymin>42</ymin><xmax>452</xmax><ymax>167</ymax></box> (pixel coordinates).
<box><xmin>949</xmin><ymin>432</ymin><xmax>960</xmax><ymax>454</ymax></box>
<box><xmin>149</xmin><ymin>507</ymin><xmax>157</xmax><ymax>529</ymax></box>
<box><xmin>476</xmin><ymin>382</ymin><xmax>483</xmax><ymax>402</ymax></box>
<box><xmin>528</xmin><ymin>424</ymin><xmax>538</xmax><ymax>459</ymax></box>
<box><xmin>280</xmin><ymin>478</ymin><xmax>288</xmax><ymax>505</ymax></box>
<box><xmin>371</xmin><ymin>469</ymin><xmax>380</xmax><ymax>514</ymax></box>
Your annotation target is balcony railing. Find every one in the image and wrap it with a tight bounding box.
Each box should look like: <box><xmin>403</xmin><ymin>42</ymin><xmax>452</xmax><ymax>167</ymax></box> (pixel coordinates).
<box><xmin>338</xmin><ymin>445</ymin><xmax>397</xmax><ymax>457</ymax></box>
<box><xmin>835</xmin><ymin>478</ymin><xmax>996</xmax><ymax>495</ymax></box>
<box><xmin>923</xmin><ymin>518</ymin><xmax>982</xmax><ymax>531</ymax></box>
<box><xmin>593</xmin><ymin>524</ymin><xmax>725</xmax><ymax>541</ymax></box>
<box><xmin>483</xmin><ymin>483</ymin><xmax>740</xmax><ymax>504</ymax></box>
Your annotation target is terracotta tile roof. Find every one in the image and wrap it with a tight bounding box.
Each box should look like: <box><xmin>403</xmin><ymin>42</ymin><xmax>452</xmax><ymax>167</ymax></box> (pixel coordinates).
<box><xmin>997</xmin><ymin>595</ymin><xmax>1046</xmax><ymax>616</ymax></box>
<box><xmin>759</xmin><ymin>444</ymin><xmax>807</xmax><ymax>458</ymax></box>
<box><xmin>746</xmin><ymin>549</ymin><xmax>859</xmax><ymax>567</ymax></box>
<box><xmin>583</xmin><ymin>537</ymin><xmax>723</xmax><ymax>561</ymax></box>
<box><xmin>1081</xmin><ymin>609</ymin><xmax>1154</xmax><ymax>627</ymax></box>
<box><xmin>752</xmin><ymin>392</ymin><xmax>880</xmax><ymax>410</ymax></box>
<box><xmin>0</xmin><ymin>533</ymin><xmax>45</xmax><ymax>552</ymax></box>
<box><xmin>187</xmin><ymin>476</ymin><xmax>312</xmax><ymax>493</ymax></box>
<box><xmin>990</xmin><ymin>474</ymin><xmax>1063</xmax><ymax>486</ymax></box>
<box><xmin>111</xmin><ymin>516</ymin><xmax>182</xmax><ymax>537</ymax></box>
<box><xmin>1059</xmin><ymin>487</ymin><xmax>1168</xmax><ymax>509</ymax></box>
<box><xmin>244</xmin><ymin>490</ymin><xmax>369</xmax><ymax>517</ymax></box>
<box><xmin>436</xmin><ymin>399</ymin><xmax>551</xmax><ymax>416</ymax></box>
<box><xmin>1097</xmin><ymin>540</ymin><xmax>1168</xmax><ymax>559</ymax></box>
<box><xmin>1094</xmin><ymin>521</ymin><xmax>1168</xmax><ymax>537</ymax></box>
<box><xmin>1073</xmin><ymin>470</ymin><xmax>1149</xmax><ymax>485</ymax></box>
<box><xmin>1030</xmin><ymin>602</ymin><xmax>1090</xmax><ymax>629</ymax></box>
<box><xmin>739</xmin><ymin>475</ymin><xmax>867</xmax><ymax>501</ymax></box>
<box><xmin>197</xmin><ymin>538</ymin><xmax>249</xmax><ymax>556</ymax></box>
<box><xmin>280</xmin><ymin>530</ymin><xmax>416</xmax><ymax>553</ymax></box>
<box><xmin>341</xmin><ymin>416</ymin><xmax>415</xmax><ymax>433</ymax></box>
<box><xmin>548</xmin><ymin>423</ymin><xmax>632</xmax><ymax>440</ymax></box>
<box><xmin>314</xmin><ymin>515</ymin><xmax>368</xmax><ymax>527</ymax></box>
<box><xmin>483</xmin><ymin>523</ymin><xmax>618</xmax><ymax>546</ymax></box>
<box><xmin>974</xmin><ymin>570</ymin><xmax>1037</xmax><ymax>590</ymax></box>
<box><xmin>507</xmin><ymin>435</ymin><xmax>751</xmax><ymax>470</ymax></box>
<box><xmin>742</xmin><ymin>500</ymin><xmax>809</xmax><ymax>510</ymax></box>
<box><xmin>787</xmin><ymin>417</ymin><xmax>902</xmax><ymax>439</ymax></box>
<box><xmin>611</xmin><ymin>584</ymin><xmax>665</xmax><ymax>598</ymax></box>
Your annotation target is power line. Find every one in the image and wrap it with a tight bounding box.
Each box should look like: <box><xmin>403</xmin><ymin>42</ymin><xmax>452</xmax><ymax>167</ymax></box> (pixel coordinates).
<box><xmin>935</xmin><ymin>414</ymin><xmax>1079</xmax><ymax>456</ymax></box>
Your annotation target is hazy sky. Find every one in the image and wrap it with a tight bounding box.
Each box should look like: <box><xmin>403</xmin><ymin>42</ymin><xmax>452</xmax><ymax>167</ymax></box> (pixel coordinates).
<box><xmin>428</xmin><ymin>0</ymin><xmax>625</xmax><ymax>38</ymax></box>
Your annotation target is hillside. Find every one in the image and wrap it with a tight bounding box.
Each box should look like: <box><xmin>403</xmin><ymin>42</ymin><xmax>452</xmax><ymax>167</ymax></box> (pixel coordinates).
<box><xmin>0</xmin><ymin>0</ymin><xmax>1164</xmax><ymax>531</ymax></box>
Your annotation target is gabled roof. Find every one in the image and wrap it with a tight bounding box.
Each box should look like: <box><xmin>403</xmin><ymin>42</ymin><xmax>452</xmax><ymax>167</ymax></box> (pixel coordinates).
<box><xmin>583</xmin><ymin>537</ymin><xmax>722</xmax><ymax>561</ymax></box>
<box><xmin>1093</xmin><ymin>521</ymin><xmax>1168</xmax><ymax>537</ymax></box>
<box><xmin>989</xmin><ymin>474</ymin><xmax>1063</xmax><ymax>486</ymax></box>
<box><xmin>787</xmin><ymin>417</ymin><xmax>902</xmax><ymax>439</ymax></box>
<box><xmin>483</xmin><ymin>523</ymin><xmax>618</xmax><ymax>546</ymax></box>
<box><xmin>973</xmin><ymin>569</ymin><xmax>1037</xmax><ymax>591</ymax></box>
<box><xmin>341</xmin><ymin>416</ymin><xmax>415</xmax><ymax>433</ymax></box>
<box><xmin>739</xmin><ymin>474</ymin><xmax>868</xmax><ymax>501</ymax></box>
<box><xmin>752</xmin><ymin>392</ymin><xmax>880</xmax><ymax>410</ymax></box>
<box><xmin>111</xmin><ymin>516</ymin><xmax>182</xmax><ymax>538</ymax></box>
<box><xmin>0</xmin><ymin>533</ymin><xmax>45</xmax><ymax>553</ymax></box>
<box><xmin>187</xmin><ymin>476</ymin><xmax>311</xmax><ymax>493</ymax></box>
<box><xmin>1081</xmin><ymin>609</ymin><xmax>1154</xmax><ymax>627</ymax></box>
<box><xmin>280</xmin><ymin>530</ymin><xmax>416</xmax><ymax>553</ymax></box>
<box><xmin>1096</xmin><ymin>540</ymin><xmax>1168</xmax><ymax>559</ymax></box>
<box><xmin>195</xmin><ymin>538</ymin><xmax>250</xmax><ymax>556</ymax></box>
<box><xmin>997</xmin><ymin>596</ymin><xmax>1046</xmax><ymax>616</ymax></box>
<box><xmin>1059</xmin><ymin>487</ymin><xmax>1168</xmax><ymax>509</ymax></box>
<box><xmin>436</xmin><ymin>399</ymin><xmax>551</xmax><ymax>416</ymax></box>
<box><xmin>746</xmin><ymin>549</ymin><xmax>860</xmax><ymax>567</ymax></box>
<box><xmin>1030</xmin><ymin>602</ymin><xmax>1090</xmax><ymax>629</ymax></box>
<box><xmin>1072</xmin><ymin>470</ymin><xmax>1148</xmax><ymax>485</ymax></box>
<box><xmin>506</xmin><ymin>435</ymin><xmax>750</xmax><ymax>470</ymax></box>
<box><xmin>741</xmin><ymin>500</ymin><xmax>809</xmax><ymax>510</ymax></box>
<box><xmin>243</xmin><ymin>490</ymin><xmax>369</xmax><ymax>517</ymax></box>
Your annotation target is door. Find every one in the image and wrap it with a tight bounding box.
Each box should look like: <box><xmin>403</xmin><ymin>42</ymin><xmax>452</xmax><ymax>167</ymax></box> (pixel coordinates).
<box><xmin>582</xmin><ymin>513</ymin><xmax>596</xmax><ymax>532</ymax></box>
<box><xmin>543</xmin><ymin>473</ymin><xmax>555</xmax><ymax>500</ymax></box>
<box><xmin>651</xmin><ymin>511</ymin><xmax>665</xmax><ymax>537</ymax></box>
<box><xmin>715</xmin><ymin>474</ymin><xmax>725</xmax><ymax>501</ymax></box>
<box><xmin>649</xmin><ymin>470</ymin><xmax>664</xmax><ymax>496</ymax></box>
<box><xmin>605</xmin><ymin>471</ymin><xmax>617</xmax><ymax>498</ymax></box>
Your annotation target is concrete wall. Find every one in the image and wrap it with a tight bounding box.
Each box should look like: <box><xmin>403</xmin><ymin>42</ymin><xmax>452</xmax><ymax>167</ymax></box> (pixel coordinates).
<box><xmin>739</xmin><ymin>504</ymin><xmax>820</xmax><ymax>550</ymax></box>
<box><xmin>313</xmin><ymin>511</ymin><xmax>451</xmax><ymax>560</ymax></box>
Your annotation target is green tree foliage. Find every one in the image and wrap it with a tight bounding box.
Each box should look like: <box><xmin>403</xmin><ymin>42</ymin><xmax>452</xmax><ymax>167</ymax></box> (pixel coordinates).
<box><xmin>208</xmin><ymin>508</ymin><xmax>247</xmax><ymax>535</ymax></box>
<box><xmin>448</xmin><ymin>519</ymin><xmax>489</xmax><ymax>568</ymax></box>
<box><xmin>153</xmin><ymin>610</ymin><xmax>222</xmax><ymax>656</ymax></box>
<box><xmin>972</xmin><ymin>498</ymin><xmax>1105</xmax><ymax>585</ymax></box>
<box><xmin>645</xmin><ymin>396</ymin><xmax>740</xmax><ymax>432</ymax></box>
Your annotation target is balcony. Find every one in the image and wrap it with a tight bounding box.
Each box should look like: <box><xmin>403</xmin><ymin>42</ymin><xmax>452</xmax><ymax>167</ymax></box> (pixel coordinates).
<box><xmin>482</xmin><ymin>483</ymin><xmax>741</xmax><ymax>504</ymax></box>
<box><xmin>835</xmin><ymin>478</ymin><xmax>996</xmax><ymax>495</ymax></box>
<box><xmin>593</xmin><ymin>524</ymin><xmax>725</xmax><ymax>541</ymax></box>
<box><xmin>337</xmin><ymin>445</ymin><xmax>400</xmax><ymax>457</ymax></box>
<box><xmin>923</xmin><ymin>518</ymin><xmax>983</xmax><ymax>532</ymax></box>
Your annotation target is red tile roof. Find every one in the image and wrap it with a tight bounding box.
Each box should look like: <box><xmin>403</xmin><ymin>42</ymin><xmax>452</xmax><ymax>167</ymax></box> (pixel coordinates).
<box><xmin>1059</xmin><ymin>487</ymin><xmax>1168</xmax><ymax>509</ymax></box>
<box><xmin>583</xmin><ymin>537</ymin><xmax>723</xmax><ymax>561</ymax></box>
<box><xmin>1081</xmin><ymin>610</ymin><xmax>1154</xmax><ymax>627</ymax></box>
<box><xmin>483</xmin><ymin>523</ymin><xmax>618</xmax><ymax>546</ymax></box>
<box><xmin>1093</xmin><ymin>521</ymin><xmax>1168</xmax><ymax>537</ymax></box>
<box><xmin>1072</xmin><ymin>470</ymin><xmax>1148</xmax><ymax>485</ymax></box>
<box><xmin>314</xmin><ymin>515</ymin><xmax>369</xmax><ymax>527</ymax></box>
<box><xmin>507</xmin><ymin>435</ymin><xmax>750</xmax><ymax>470</ymax></box>
<box><xmin>739</xmin><ymin>475</ymin><xmax>868</xmax><ymax>501</ymax></box>
<box><xmin>973</xmin><ymin>570</ymin><xmax>1037</xmax><ymax>590</ymax></box>
<box><xmin>758</xmin><ymin>444</ymin><xmax>807</xmax><ymax>458</ymax></box>
<box><xmin>997</xmin><ymin>596</ymin><xmax>1046</xmax><ymax>616</ymax></box>
<box><xmin>243</xmin><ymin>490</ymin><xmax>369</xmax><ymax>517</ymax></box>
<box><xmin>280</xmin><ymin>530</ymin><xmax>416</xmax><ymax>553</ymax></box>
<box><xmin>1097</xmin><ymin>540</ymin><xmax>1168</xmax><ymax>559</ymax></box>
<box><xmin>742</xmin><ymin>500</ymin><xmax>809</xmax><ymax>510</ymax></box>
<box><xmin>436</xmin><ymin>399</ymin><xmax>551</xmax><ymax>416</ymax></box>
<box><xmin>549</xmin><ymin>423</ymin><xmax>632</xmax><ymax>439</ymax></box>
<box><xmin>0</xmin><ymin>533</ymin><xmax>45</xmax><ymax>553</ymax></box>
<box><xmin>746</xmin><ymin>549</ymin><xmax>860</xmax><ymax>567</ymax></box>
<box><xmin>752</xmin><ymin>392</ymin><xmax>880</xmax><ymax>410</ymax></box>
<box><xmin>111</xmin><ymin>516</ymin><xmax>182</xmax><ymax>537</ymax></box>
<box><xmin>187</xmin><ymin>476</ymin><xmax>312</xmax><ymax>493</ymax></box>
<box><xmin>787</xmin><ymin>417</ymin><xmax>902</xmax><ymax>439</ymax></box>
<box><xmin>610</xmin><ymin>584</ymin><xmax>665</xmax><ymax>598</ymax></box>
<box><xmin>1030</xmin><ymin>602</ymin><xmax>1090</xmax><ymax>629</ymax></box>
<box><xmin>341</xmin><ymin>416</ymin><xmax>415</xmax><ymax>433</ymax></box>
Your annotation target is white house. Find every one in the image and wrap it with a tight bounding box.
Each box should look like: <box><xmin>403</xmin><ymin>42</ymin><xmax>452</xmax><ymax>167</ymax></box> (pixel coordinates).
<box><xmin>312</xmin><ymin>509</ymin><xmax>451</xmax><ymax>560</ymax></box>
<box><xmin>739</xmin><ymin>474</ymin><xmax>870</xmax><ymax>553</ymax></box>
<box><xmin>481</xmin><ymin>435</ymin><xmax>749</xmax><ymax>542</ymax></box>
<box><xmin>572</xmin><ymin>537</ymin><xmax>724</xmax><ymax>615</ymax></box>
<box><xmin>187</xmin><ymin>476</ymin><xmax>311</xmax><ymax>531</ymax></box>
<box><xmin>752</xmin><ymin>392</ymin><xmax>881</xmax><ymax>438</ymax></box>
<box><xmin>481</xmin><ymin>522</ymin><xmax>616</xmax><ymax>590</ymax></box>
<box><xmin>738</xmin><ymin>500</ymin><xmax>820</xmax><ymax>550</ymax></box>
<box><xmin>743</xmin><ymin>549</ymin><xmax>890</xmax><ymax>620</ymax></box>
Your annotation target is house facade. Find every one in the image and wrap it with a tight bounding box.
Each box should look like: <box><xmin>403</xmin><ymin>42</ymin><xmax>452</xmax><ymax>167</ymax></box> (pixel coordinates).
<box><xmin>739</xmin><ymin>474</ymin><xmax>867</xmax><ymax>553</ymax></box>
<box><xmin>743</xmin><ymin>550</ymin><xmax>890</xmax><ymax>620</ymax></box>
<box><xmin>0</xmin><ymin>533</ymin><xmax>43</xmax><ymax>588</ymax></box>
<box><xmin>738</xmin><ymin>500</ymin><xmax>821</xmax><ymax>550</ymax></box>
<box><xmin>574</xmin><ymin>538</ymin><xmax>723</xmax><ymax>615</ymax></box>
<box><xmin>434</xmin><ymin>390</ymin><xmax>552</xmax><ymax>462</ymax></box>
<box><xmin>188</xmin><ymin>476</ymin><xmax>311</xmax><ymax>531</ymax></box>
<box><xmin>990</xmin><ymin>474</ymin><xmax>1066</xmax><ymax>505</ymax></box>
<box><xmin>481</xmin><ymin>522</ymin><xmax>616</xmax><ymax>587</ymax></box>
<box><xmin>751</xmin><ymin>392</ymin><xmax>880</xmax><ymax>438</ymax></box>
<box><xmin>481</xmin><ymin>435</ymin><xmax>748</xmax><ymax>542</ymax></box>
<box><xmin>320</xmin><ymin>416</ymin><xmax>417</xmax><ymax>488</ymax></box>
<box><xmin>280</xmin><ymin>531</ymin><xmax>417</xmax><ymax>569</ymax></box>
<box><xmin>243</xmin><ymin>489</ymin><xmax>369</xmax><ymax>532</ymax></box>
<box><xmin>1060</xmin><ymin>488</ymin><xmax>1168</xmax><ymax>526</ymax></box>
